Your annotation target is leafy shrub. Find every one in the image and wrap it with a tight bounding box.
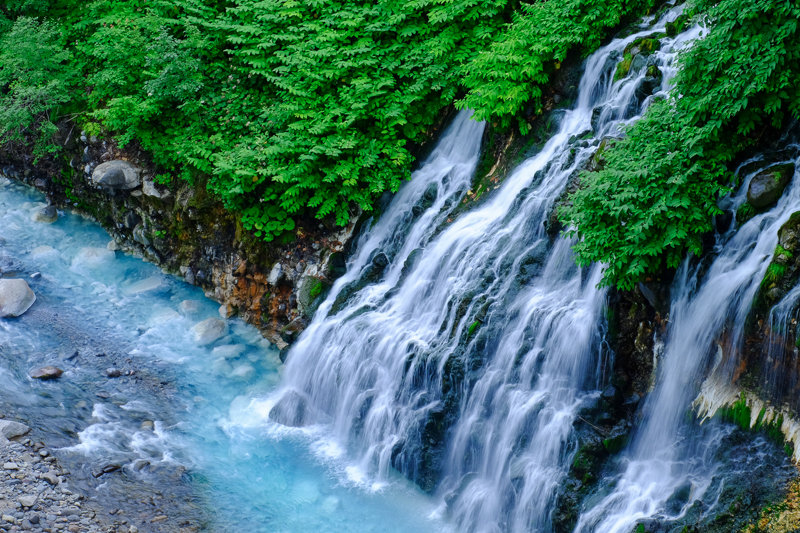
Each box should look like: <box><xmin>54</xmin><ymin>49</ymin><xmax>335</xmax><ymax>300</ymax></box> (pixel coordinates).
<box><xmin>0</xmin><ymin>17</ymin><xmax>77</xmax><ymax>159</ymax></box>
<box><xmin>0</xmin><ymin>0</ymin><xmax>658</xmax><ymax>241</ymax></box>
<box><xmin>561</xmin><ymin>0</ymin><xmax>800</xmax><ymax>290</ymax></box>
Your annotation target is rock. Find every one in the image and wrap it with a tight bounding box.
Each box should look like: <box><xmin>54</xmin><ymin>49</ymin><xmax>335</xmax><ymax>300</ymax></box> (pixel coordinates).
<box><xmin>0</xmin><ymin>279</ymin><xmax>36</xmax><ymax>318</ymax></box>
<box><xmin>90</xmin><ymin>160</ymin><xmax>141</xmax><ymax>190</ymax></box>
<box><xmin>372</xmin><ymin>252</ymin><xmax>389</xmax><ymax>269</ymax></box>
<box><xmin>179</xmin><ymin>300</ymin><xmax>202</xmax><ymax>315</ymax></box>
<box><xmin>29</xmin><ymin>366</ymin><xmax>64</xmax><ymax>380</ymax></box>
<box><xmin>122</xmin><ymin>211</ymin><xmax>141</xmax><ymax>230</ymax></box>
<box><xmin>18</xmin><ymin>495</ymin><xmax>36</xmax><ymax>508</ymax></box>
<box><xmin>192</xmin><ymin>318</ymin><xmax>228</xmax><ymax>345</ymax></box>
<box><xmin>132</xmin><ymin>224</ymin><xmax>150</xmax><ymax>246</ymax></box>
<box><xmin>32</xmin><ymin>205</ymin><xmax>58</xmax><ymax>224</ymax></box>
<box><xmin>267</xmin><ymin>263</ymin><xmax>283</xmax><ymax>285</ymax></box>
<box><xmin>105</xmin><ymin>368</ymin><xmax>122</xmax><ymax>378</ymax></box>
<box><xmin>0</xmin><ymin>421</ymin><xmax>30</xmax><ymax>441</ymax></box>
<box><xmin>142</xmin><ymin>177</ymin><xmax>168</xmax><ymax>199</ymax></box>
<box><xmin>3</xmin><ymin>462</ymin><xmax>19</xmax><ymax>470</ymax></box>
<box><xmin>212</xmin><ymin>344</ymin><xmax>247</xmax><ymax>359</ymax></box>
<box><xmin>123</xmin><ymin>276</ymin><xmax>163</xmax><ymax>295</ymax></box>
<box><xmin>41</xmin><ymin>472</ymin><xmax>59</xmax><ymax>486</ymax></box>
<box><xmin>747</xmin><ymin>163</ymin><xmax>795</xmax><ymax>210</ymax></box>
<box><xmin>269</xmin><ymin>390</ymin><xmax>311</xmax><ymax>427</ymax></box>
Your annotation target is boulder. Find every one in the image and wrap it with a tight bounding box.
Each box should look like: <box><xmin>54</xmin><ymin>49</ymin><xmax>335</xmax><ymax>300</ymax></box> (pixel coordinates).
<box><xmin>0</xmin><ymin>279</ymin><xmax>36</xmax><ymax>318</ymax></box>
<box><xmin>142</xmin><ymin>176</ymin><xmax>170</xmax><ymax>199</ymax></box>
<box><xmin>0</xmin><ymin>420</ymin><xmax>30</xmax><ymax>440</ymax></box>
<box><xmin>32</xmin><ymin>205</ymin><xmax>58</xmax><ymax>224</ymax></box>
<box><xmin>747</xmin><ymin>163</ymin><xmax>795</xmax><ymax>210</ymax></box>
<box><xmin>90</xmin><ymin>160</ymin><xmax>141</xmax><ymax>190</ymax></box>
<box><xmin>192</xmin><ymin>317</ymin><xmax>228</xmax><ymax>345</ymax></box>
<box><xmin>30</xmin><ymin>366</ymin><xmax>63</xmax><ymax>380</ymax></box>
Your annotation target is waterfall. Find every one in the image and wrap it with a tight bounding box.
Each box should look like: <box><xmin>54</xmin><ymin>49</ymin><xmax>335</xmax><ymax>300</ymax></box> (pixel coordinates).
<box><xmin>255</xmin><ymin>5</ymin><xmax>696</xmax><ymax>532</ymax></box>
<box><xmin>575</xmin><ymin>148</ymin><xmax>800</xmax><ymax>530</ymax></box>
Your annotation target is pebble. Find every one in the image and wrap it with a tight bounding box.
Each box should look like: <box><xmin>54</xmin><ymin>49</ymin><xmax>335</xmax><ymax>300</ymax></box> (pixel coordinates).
<box><xmin>0</xmin><ymin>416</ymin><xmax>131</xmax><ymax>532</ymax></box>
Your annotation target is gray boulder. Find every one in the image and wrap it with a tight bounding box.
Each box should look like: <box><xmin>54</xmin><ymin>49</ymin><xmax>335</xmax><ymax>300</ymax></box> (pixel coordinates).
<box><xmin>747</xmin><ymin>163</ymin><xmax>795</xmax><ymax>210</ymax></box>
<box><xmin>91</xmin><ymin>160</ymin><xmax>141</xmax><ymax>190</ymax></box>
<box><xmin>192</xmin><ymin>318</ymin><xmax>228</xmax><ymax>345</ymax></box>
<box><xmin>0</xmin><ymin>420</ymin><xmax>30</xmax><ymax>440</ymax></box>
<box><xmin>0</xmin><ymin>279</ymin><xmax>36</xmax><ymax>318</ymax></box>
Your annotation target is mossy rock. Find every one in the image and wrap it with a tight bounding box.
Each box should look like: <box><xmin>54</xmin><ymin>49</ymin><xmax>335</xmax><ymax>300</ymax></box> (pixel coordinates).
<box><xmin>614</xmin><ymin>33</ymin><xmax>665</xmax><ymax>80</ymax></box>
<box><xmin>747</xmin><ymin>163</ymin><xmax>795</xmax><ymax>210</ymax></box>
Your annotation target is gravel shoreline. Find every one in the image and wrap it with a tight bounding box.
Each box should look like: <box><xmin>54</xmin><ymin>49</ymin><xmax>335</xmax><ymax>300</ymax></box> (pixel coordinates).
<box><xmin>0</xmin><ymin>417</ymin><xmax>134</xmax><ymax>533</ymax></box>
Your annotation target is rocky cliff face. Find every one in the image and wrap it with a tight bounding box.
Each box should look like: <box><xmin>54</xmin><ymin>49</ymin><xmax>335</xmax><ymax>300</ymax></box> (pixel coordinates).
<box><xmin>1</xmin><ymin>133</ymin><xmax>356</xmax><ymax>352</ymax></box>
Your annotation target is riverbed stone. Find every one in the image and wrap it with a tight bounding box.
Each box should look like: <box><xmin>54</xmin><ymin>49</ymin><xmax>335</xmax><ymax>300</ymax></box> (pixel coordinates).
<box><xmin>90</xmin><ymin>160</ymin><xmax>141</xmax><ymax>190</ymax></box>
<box><xmin>18</xmin><ymin>495</ymin><xmax>36</xmax><ymax>508</ymax></box>
<box><xmin>0</xmin><ymin>279</ymin><xmax>36</xmax><ymax>318</ymax></box>
<box><xmin>29</xmin><ymin>366</ymin><xmax>64</xmax><ymax>380</ymax></box>
<box><xmin>192</xmin><ymin>318</ymin><xmax>228</xmax><ymax>345</ymax></box>
<box><xmin>0</xmin><ymin>421</ymin><xmax>30</xmax><ymax>441</ymax></box>
<box><xmin>747</xmin><ymin>162</ymin><xmax>796</xmax><ymax>210</ymax></box>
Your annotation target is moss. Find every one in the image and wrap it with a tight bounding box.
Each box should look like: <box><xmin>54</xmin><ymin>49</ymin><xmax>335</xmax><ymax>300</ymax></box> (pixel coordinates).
<box><xmin>614</xmin><ymin>34</ymin><xmax>665</xmax><ymax>80</ymax></box>
<box><xmin>717</xmin><ymin>394</ymin><xmax>793</xmax><ymax>456</ymax></box>
<box><xmin>614</xmin><ymin>52</ymin><xmax>634</xmax><ymax>80</ymax></box>
<box><xmin>762</xmin><ymin>263</ymin><xmax>787</xmax><ymax>289</ymax></box>
<box><xmin>467</xmin><ymin>320</ymin><xmax>480</xmax><ymax>337</ymax></box>
<box><xmin>776</xmin><ymin>245</ymin><xmax>794</xmax><ymax>260</ymax></box>
<box><xmin>602</xmin><ymin>433</ymin><xmax>628</xmax><ymax>454</ymax></box>
<box><xmin>665</xmin><ymin>13</ymin><xmax>690</xmax><ymax>37</ymax></box>
<box><xmin>308</xmin><ymin>279</ymin><xmax>324</xmax><ymax>300</ymax></box>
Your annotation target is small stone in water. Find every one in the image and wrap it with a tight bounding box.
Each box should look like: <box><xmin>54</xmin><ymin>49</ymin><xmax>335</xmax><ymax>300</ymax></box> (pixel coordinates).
<box><xmin>105</xmin><ymin>368</ymin><xmax>122</xmax><ymax>378</ymax></box>
<box><xmin>29</xmin><ymin>366</ymin><xmax>63</xmax><ymax>380</ymax></box>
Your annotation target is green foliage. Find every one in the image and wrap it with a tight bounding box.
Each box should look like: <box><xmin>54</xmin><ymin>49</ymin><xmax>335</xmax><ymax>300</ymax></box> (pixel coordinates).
<box><xmin>0</xmin><ymin>0</ymin><xmax>658</xmax><ymax>241</ymax></box>
<box><xmin>561</xmin><ymin>0</ymin><xmax>800</xmax><ymax>289</ymax></box>
<box><xmin>0</xmin><ymin>17</ymin><xmax>77</xmax><ymax>159</ymax></box>
<box><xmin>457</xmin><ymin>0</ymin><xmax>657</xmax><ymax>132</ymax></box>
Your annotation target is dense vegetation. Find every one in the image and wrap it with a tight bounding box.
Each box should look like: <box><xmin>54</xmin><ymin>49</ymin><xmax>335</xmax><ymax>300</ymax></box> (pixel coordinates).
<box><xmin>561</xmin><ymin>0</ymin><xmax>800</xmax><ymax>289</ymax></box>
<box><xmin>0</xmin><ymin>0</ymin><xmax>655</xmax><ymax>240</ymax></box>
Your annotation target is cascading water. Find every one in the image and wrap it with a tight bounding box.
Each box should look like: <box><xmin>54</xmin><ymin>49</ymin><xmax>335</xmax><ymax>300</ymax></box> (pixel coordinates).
<box><xmin>575</xmin><ymin>147</ymin><xmax>800</xmax><ymax>530</ymax></box>
<box><xmin>258</xmin><ymin>6</ymin><xmax>698</xmax><ymax>532</ymax></box>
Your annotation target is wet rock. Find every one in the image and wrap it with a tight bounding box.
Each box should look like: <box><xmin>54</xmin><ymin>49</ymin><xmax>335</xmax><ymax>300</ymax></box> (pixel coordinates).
<box><xmin>90</xmin><ymin>160</ymin><xmax>141</xmax><ymax>190</ymax></box>
<box><xmin>179</xmin><ymin>299</ymin><xmax>202</xmax><ymax>315</ymax></box>
<box><xmin>0</xmin><ymin>278</ymin><xmax>36</xmax><ymax>318</ymax></box>
<box><xmin>192</xmin><ymin>318</ymin><xmax>228</xmax><ymax>345</ymax></box>
<box><xmin>372</xmin><ymin>252</ymin><xmax>389</xmax><ymax>269</ymax></box>
<box><xmin>269</xmin><ymin>391</ymin><xmax>311</xmax><ymax>427</ymax></box>
<box><xmin>29</xmin><ymin>366</ymin><xmax>63</xmax><ymax>380</ymax></box>
<box><xmin>32</xmin><ymin>205</ymin><xmax>58</xmax><ymax>224</ymax></box>
<box><xmin>747</xmin><ymin>163</ymin><xmax>795</xmax><ymax>210</ymax></box>
<box><xmin>105</xmin><ymin>368</ymin><xmax>122</xmax><ymax>378</ymax></box>
<box><xmin>0</xmin><ymin>420</ymin><xmax>30</xmax><ymax>441</ymax></box>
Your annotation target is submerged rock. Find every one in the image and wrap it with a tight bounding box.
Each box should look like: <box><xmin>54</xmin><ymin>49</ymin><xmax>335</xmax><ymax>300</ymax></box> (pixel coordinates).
<box><xmin>747</xmin><ymin>162</ymin><xmax>795</xmax><ymax>210</ymax></box>
<box><xmin>90</xmin><ymin>160</ymin><xmax>142</xmax><ymax>190</ymax></box>
<box><xmin>30</xmin><ymin>366</ymin><xmax>64</xmax><ymax>380</ymax></box>
<box><xmin>32</xmin><ymin>204</ymin><xmax>58</xmax><ymax>224</ymax></box>
<box><xmin>0</xmin><ymin>278</ymin><xmax>36</xmax><ymax>317</ymax></box>
<box><xmin>192</xmin><ymin>317</ymin><xmax>228</xmax><ymax>345</ymax></box>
